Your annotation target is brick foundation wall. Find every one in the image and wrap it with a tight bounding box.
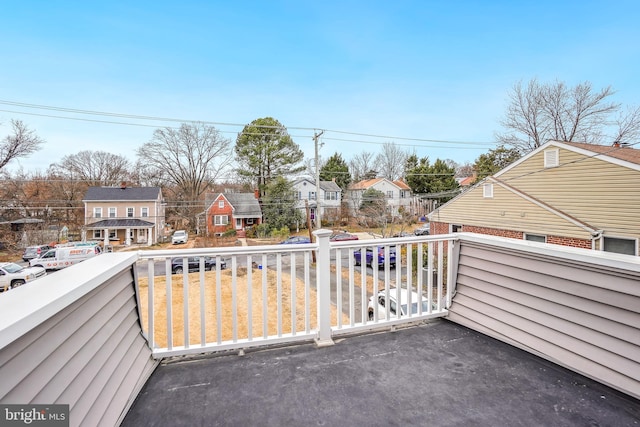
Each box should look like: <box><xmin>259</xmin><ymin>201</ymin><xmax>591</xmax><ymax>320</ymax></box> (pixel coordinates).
<box><xmin>430</xmin><ymin>222</ymin><xmax>592</xmax><ymax>250</ymax></box>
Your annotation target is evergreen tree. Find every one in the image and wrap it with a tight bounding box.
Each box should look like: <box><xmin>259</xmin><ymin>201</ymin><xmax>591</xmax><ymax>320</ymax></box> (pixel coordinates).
<box><xmin>320</xmin><ymin>152</ymin><xmax>351</xmax><ymax>190</ymax></box>
<box><xmin>235</xmin><ymin>117</ymin><xmax>304</xmax><ymax>195</ymax></box>
<box><xmin>473</xmin><ymin>145</ymin><xmax>521</xmax><ymax>183</ymax></box>
<box><xmin>261</xmin><ymin>176</ymin><xmax>304</xmax><ymax>231</ymax></box>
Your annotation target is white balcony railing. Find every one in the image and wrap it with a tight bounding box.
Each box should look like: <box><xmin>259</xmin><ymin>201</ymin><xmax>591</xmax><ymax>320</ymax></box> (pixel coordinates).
<box><xmin>136</xmin><ymin>230</ymin><xmax>455</xmax><ymax>358</ymax></box>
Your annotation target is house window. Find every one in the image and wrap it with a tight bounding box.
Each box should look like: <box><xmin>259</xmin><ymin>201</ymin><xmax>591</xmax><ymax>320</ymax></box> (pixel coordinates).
<box><xmin>603</xmin><ymin>236</ymin><xmax>637</xmax><ymax>256</ymax></box>
<box><xmin>141</xmin><ymin>207</ymin><xmax>149</xmax><ymax>217</ymax></box>
<box><xmin>525</xmin><ymin>234</ymin><xmax>546</xmax><ymax>243</ymax></box>
<box><xmin>309</xmin><ymin>191</ymin><xmax>316</xmax><ymax>200</ymax></box>
<box><xmin>214</xmin><ymin>215</ymin><xmax>229</xmax><ymax>225</ymax></box>
<box><xmin>387</xmin><ymin>191</ymin><xmax>393</xmax><ymax>198</ymax></box>
<box><xmin>326</xmin><ymin>191</ymin><xmax>338</xmax><ymax>200</ymax></box>
<box><xmin>127</xmin><ymin>207</ymin><xmax>134</xmax><ymax>218</ymax></box>
<box><xmin>109</xmin><ymin>230</ymin><xmax>117</xmax><ymax>239</ymax></box>
<box><xmin>246</xmin><ymin>218</ymin><xmax>254</xmax><ymax>225</ymax></box>
<box><xmin>400</xmin><ymin>190</ymin><xmax>408</xmax><ymax>198</ymax></box>
<box><xmin>544</xmin><ymin>149</ymin><xmax>559</xmax><ymax>168</ymax></box>
<box><xmin>94</xmin><ymin>207</ymin><xmax>102</xmax><ymax>218</ymax></box>
<box><xmin>451</xmin><ymin>224</ymin><xmax>462</xmax><ymax>233</ymax></box>
<box><xmin>93</xmin><ymin>230</ymin><xmax>103</xmax><ymax>239</ymax></box>
<box><xmin>295</xmin><ymin>191</ymin><xmax>301</xmax><ymax>200</ymax></box>
<box><xmin>483</xmin><ymin>183</ymin><xmax>493</xmax><ymax>198</ymax></box>
<box><xmin>219</xmin><ymin>200</ymin><xmax>224</xmax><ymax>208</ymax></box>
<box><xmin>108</xmin><ymin>207</ymin><xmax>117</xmax><ymax>218</ymax></box>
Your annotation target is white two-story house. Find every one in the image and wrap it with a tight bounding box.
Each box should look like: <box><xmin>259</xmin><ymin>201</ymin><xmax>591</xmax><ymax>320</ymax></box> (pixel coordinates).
<box><xmin>347</xmin><ymin>178</ymin><xmax>413</xmax><ymax>217</ymax></box>
<box><xmin>291</xmin><ymin>178</ymin><xmax>342</xmax><ymax>225</ymax></box>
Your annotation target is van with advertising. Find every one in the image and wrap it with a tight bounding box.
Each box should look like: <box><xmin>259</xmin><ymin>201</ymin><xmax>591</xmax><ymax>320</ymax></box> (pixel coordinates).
<box><xmin>29</xmin><ymin>243</ymin><xmax>103</xmax><ymax>271</ymax></box>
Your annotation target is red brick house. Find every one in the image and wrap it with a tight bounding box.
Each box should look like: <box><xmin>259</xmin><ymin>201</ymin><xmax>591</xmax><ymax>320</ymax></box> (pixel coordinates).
<box><xmin>205</xmin><ymin>193</ymin><xmax>262</xmax><ymax>237</ymax></box>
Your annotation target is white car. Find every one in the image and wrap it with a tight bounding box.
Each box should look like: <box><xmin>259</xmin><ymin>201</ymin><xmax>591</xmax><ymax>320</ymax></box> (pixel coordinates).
<box><xmin>171</xmin><ymin>230</ymin><xmax>188</xmax><ymax>244</ymax></box>
<box><xmin>368</xmin><ymin>288</ymin><xmax>432</xmax><ymax>320</ymax></box>
<box><xmin>0</xmin><ymin>262</ymin><xmax>47</xmax><ymax>292</ymax></box>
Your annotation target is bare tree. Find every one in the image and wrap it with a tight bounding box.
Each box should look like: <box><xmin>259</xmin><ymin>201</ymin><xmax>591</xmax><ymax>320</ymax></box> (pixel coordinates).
<box><xmin>496</xmin><ymin>79</ymin><xmax>639</xmax><ymax>152</ymax></box>
<box><xmin>349</xmin><ymin>151</ymin><xmax>378</xmax><ymax>182</ymax></box>
<box><xmin>375</xmin><ymin>142</ymin><xmax>408</xmax><ymax>180</ymax></box>
<box><xmin>49</xmin><ymin>150</ymin><xmax>132</xmax><ymax>186</ymax></box>
<box><xmin>0</xmin><ymin>119</ymin><xmax>44</xmax><ymax>171</ymax></box>
<box><xmin>137</xmin><ymin>122</ymin><xmax>233</xmax><ymax>228</ymax></box>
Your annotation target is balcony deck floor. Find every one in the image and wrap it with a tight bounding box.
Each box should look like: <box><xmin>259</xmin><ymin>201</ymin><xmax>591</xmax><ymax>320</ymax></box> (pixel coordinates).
<box><xmin>122</xmin><ymin>320</ymin><xmax>640</xmax><ymax>426</ymax></box>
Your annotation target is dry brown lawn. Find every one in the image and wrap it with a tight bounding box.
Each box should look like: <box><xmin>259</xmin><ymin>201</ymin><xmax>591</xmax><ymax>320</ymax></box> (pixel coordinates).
<box><xmin>138</xmin><ymin>267</ymin><xmax>349</xmax><ymax>348</ymax></box>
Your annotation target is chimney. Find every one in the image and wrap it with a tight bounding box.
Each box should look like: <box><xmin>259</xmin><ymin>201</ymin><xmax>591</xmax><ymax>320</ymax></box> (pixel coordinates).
<box><xmin>254</xmin><ymin>189</ymin><xmax>260</xmax><ymax>199</ymax></box>
<box><xmin>613</xmin><ymin>141</ymin><xmax>620</xmax><ymax>148</ymax></box>
<box><xmin>120</xmin><ymin>181</ymin><xmax>127</xmax><ymax>189</ymax></box>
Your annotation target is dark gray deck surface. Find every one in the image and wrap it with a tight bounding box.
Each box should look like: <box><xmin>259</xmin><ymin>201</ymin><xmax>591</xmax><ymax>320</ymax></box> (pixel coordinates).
<box><xmin>123</xmin><ymin>320</ymin><xmax>640</xmax><ymax>426</ymax></box>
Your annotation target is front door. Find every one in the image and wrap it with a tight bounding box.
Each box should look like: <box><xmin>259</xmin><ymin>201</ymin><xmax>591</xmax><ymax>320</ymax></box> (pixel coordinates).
<box><xmin>235</xmin><ymin>218</ymin><xmax>242</xmax><ymax>230</ymax></box>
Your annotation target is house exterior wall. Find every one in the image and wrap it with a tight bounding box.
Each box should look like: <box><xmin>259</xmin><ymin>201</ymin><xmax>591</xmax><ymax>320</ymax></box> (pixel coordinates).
<box><xmin>430</xmin><ymin>182</ymin><xmax>594</xmax><ymax>240</ymax></box>
<box><xmin>206</xmin><ymin>195</ymin><xmax>234</xmax><ymax>236</ymax></box>
<box><xmin>348</xmin><ymin>179</ymin><xmax>412</xmax><ymax>217</ymax></box>
<box><xmin>497</xmin><ymin>146</ymin><xmax>640</xmax><ymax>242</ymax></box>
<box><xmin>84</xmin><ymin>199</ymin><xmax>164</xmax><ymax>244</ymax></box>
<box><xmin>430</xmin><ymin>143</ymin><xmax>640</xmax><ymax>254</ymax></box>
<box><xmin>292</xmin><ymin>179</ymin><xmax>342</xmax><ymax>218</ymax></box>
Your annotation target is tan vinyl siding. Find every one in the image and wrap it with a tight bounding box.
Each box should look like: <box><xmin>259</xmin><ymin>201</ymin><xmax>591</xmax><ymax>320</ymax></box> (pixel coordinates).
<box><xmin>0</xmin><ymin>263</ymin><xmax>157</xmax><ymax>427</ymax></box>
<box><xmin>498</xmin><ymin>147</ymin><xmax>640</xmax><ymax>240</ymax></box>
<box><xmin>448</xmin><ymin>239</ymin><xmax>640</xmax><ymax>399</ymax></box>
<box><xmin>431</xmin><ymin>183</ymin><xmax>592</xmax><ymax>239</ymax></box>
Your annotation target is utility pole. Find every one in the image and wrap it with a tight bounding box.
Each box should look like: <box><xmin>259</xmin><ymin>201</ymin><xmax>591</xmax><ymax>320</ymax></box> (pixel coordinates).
<box><xmin>313</xmin><ymin>130</ymin><xmax>324</xmax><ymax>229</ymax></box>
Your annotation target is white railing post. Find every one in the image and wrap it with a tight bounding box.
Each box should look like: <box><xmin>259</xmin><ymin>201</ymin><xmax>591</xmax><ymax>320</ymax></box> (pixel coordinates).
<box><xmin>313</xmin><ymin>229</ymin><xmax>334</xmax><ymax>347</ymax></box>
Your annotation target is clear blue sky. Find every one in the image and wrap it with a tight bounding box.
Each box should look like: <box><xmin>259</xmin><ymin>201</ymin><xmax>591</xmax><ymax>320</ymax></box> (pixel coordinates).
<box><xmin>1</xmin><ymin>1</ymin><xmax>639</xmax><ymax>174</ymax></box>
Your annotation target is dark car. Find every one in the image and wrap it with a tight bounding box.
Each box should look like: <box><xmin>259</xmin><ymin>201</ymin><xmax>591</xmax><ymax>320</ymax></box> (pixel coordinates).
<box><xmin>354</xmin><ymin>246</ymin><xmax>397</xmax><ymax>269</ymax></box>
<box><xmin>171</xmin><ymin>256</ymin><xmax>227</xmax><ymax>274</ymax></box>
<box><xmin>280</xmin><ymin>236</ymin><xmax>311</xmax><ymax>244</ymax></box>
<box><xmin>329</xmin><ymin>233</ymin><xmax>359</xmax><ymax>242</ymax></box>
<box><xmin>22</xmin><ymin>245</ymin><xmax>52</xmax><ymax>262</ymax></box>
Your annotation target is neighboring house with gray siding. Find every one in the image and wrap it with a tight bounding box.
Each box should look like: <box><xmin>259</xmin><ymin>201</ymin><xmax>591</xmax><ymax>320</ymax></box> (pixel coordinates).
<box><xmin>428</xmin><ymin>140</ymin><xmax>640</xmax><ymax>256</ymax></box>
<box><xmin>83</xmin><ymin>183</ymin><xmax>165</xmax><ymax>246</ymax></box>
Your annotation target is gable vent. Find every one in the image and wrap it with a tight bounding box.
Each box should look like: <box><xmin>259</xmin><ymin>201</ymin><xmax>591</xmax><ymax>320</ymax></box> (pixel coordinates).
<box><xmin>544</xmin><ymin>149</ymin><xmax>559</xmax><ymax>168</ymax></box>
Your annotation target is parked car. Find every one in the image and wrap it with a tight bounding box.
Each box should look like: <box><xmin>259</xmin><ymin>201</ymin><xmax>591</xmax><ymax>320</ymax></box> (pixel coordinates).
<box><xmin>329</xmin><ymin>233</ymin><xmax>359</xmax><ymax>242</ymax></box>
<box><xmin>414</xmin><ymin>224</ymin><xmax>430</xmax><ymax>236</ymax></box>
<box><xmin>171</xmin><ymin>256</ymin><xmax>227</xmax><ymax>274</ymax></box>
<box><xmin>0</xmin><ymin>262</ymin><xmax>47</xmax><ymax>292</ymax></box>
<box><xmin>368</xmin><ymin>288</ymin><xmax>432</xmax><ymax>320</ymax></box>
<box><xmin>280</xmin><ymin>236</ymin><xmax>311</xmax><ymax>244</ymax></box>
<box><xmin>354</xmin><ymin>246</ymin><xmax>396</xmax><ymax>268</ymax></box>
<box><xmin>172</xmin><ymin>230</ymin><xmax>189</xmax><ymax>245</ymax></box>
<box><xmin>22</xmin><ymin>245</ymin><xmax>52</xmax><ymax>262</ymax></box>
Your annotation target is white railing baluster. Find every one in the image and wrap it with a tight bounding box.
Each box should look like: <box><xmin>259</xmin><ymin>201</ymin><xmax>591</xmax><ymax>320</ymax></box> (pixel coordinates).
<box><xmin>165</xmin><ymin>258</ymin><xmax>173</xmax><ymax>351</ymax></box>
<box><xmin>304</xmin><ymin>251</ymin><xmax>310</xmax><ymax>333</ymax></box>
<box><xmin>247</xmin><ymin>255</ymin><xmax>253</xmax><ymax>341</ymax></box>
<box><xmin>216</xmin><ymin>259</ymin><xmax>222</xmax><ymax>344</ymax></box>
<box><xmin>232</xmin><ymin>256</ymin><xmax>238</xmax><ymax>343</ymax></box>
<box><xmin>147</xmin><ymin>259</ymin><xmax>155</xmax><ymax>348</ymax></box>
<box><xmin>199</xmin><ymin>257</ymin><xmax>205</xmax><ymax>346</ymax></box>
<box><xmin>276</xmin><ymin>253</ymin><xmax>283</xmax><ymax>337</ymax></box>
<box><xmin>261</xmin><ymin>254</ymin><xmax>268</xmax><ymax>339</ymax></box>
<box><xmin>290</xmin><ymin>252</ymin><xmax>296</xmax><ymax>336</ymax></box>
<box><xmin>335</xmin><ymin>248</ymin><xmax>343</xmax><ymax>328</ymax></box>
